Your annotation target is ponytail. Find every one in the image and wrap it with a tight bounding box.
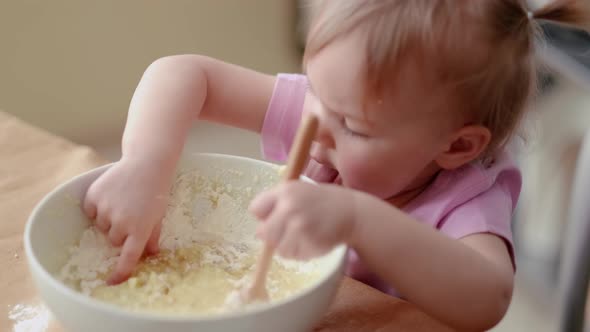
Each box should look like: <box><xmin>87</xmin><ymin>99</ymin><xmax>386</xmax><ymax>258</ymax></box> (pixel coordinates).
<box><xmin>532</xmin><ymin>0</ymin><xmax>590</xmax><ymax>29</ymax></box>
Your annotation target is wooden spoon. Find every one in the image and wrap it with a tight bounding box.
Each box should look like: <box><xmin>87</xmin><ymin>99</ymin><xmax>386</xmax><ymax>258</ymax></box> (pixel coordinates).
<box><xmin>241</xmin><ymin>112</ymin><xmax>319</xmax><ymax>303</ymax></box>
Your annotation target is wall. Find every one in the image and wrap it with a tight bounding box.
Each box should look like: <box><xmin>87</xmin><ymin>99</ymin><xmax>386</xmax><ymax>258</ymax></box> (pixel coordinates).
<box><xmin>0</xmin><ymin>1</ymin><xmax>301</xmax><ymax>152</ymax></box>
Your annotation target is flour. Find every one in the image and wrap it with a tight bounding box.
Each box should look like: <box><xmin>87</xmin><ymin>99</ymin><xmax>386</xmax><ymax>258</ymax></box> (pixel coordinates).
<box><xmin>59</xmin><ymin>227</ymin><xmax>120</xmax><ymax>294</ymax></box>
<box><xmin>8</xmin><ymin>303</ymin><xmax>51</xmax><ymax>332</ymax></box>
<box><xmin>159</xmin><ymin>169</ymin><xmax>260</xmax><ymax>254</ymax></box>
<box><xmin>59</xmin><ymin>166</ymin><xmax>275</xmax><ymax>294</ymax></box>
<box><xmin>59</xmin><ymin>165</ymin><xmax>321</xmax><ymax>313</ymax></box>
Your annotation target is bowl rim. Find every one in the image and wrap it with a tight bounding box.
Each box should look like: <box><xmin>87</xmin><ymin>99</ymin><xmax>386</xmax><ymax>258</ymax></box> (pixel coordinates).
<box><xmin>24</xmin><ymin>152</ymin><xmax>347</xmax><ymax>322</ymax></box>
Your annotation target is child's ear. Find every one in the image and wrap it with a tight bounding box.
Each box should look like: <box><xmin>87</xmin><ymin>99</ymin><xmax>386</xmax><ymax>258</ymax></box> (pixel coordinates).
<box><xmin>435</xmin><ymin>125</ymin><xmax>491</xmax><ymax>170</ymax></box>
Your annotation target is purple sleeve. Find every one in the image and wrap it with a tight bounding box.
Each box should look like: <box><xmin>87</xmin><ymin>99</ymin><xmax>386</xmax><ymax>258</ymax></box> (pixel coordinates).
<box><xmin>261</xmin><ymin>74</ymin><xmax>308</xmax><ymax>163</ymax></box>
<box><xmin>439</xmin><ymin>177</ymin><xmax>518</xmax><ymax>268</ymax></box>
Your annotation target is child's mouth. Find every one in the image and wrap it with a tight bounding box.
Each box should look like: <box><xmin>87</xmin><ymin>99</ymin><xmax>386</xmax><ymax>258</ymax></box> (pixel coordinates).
<box><xmin>305</xmin><ymin>158</ymin><xmax>339</xmax><ymax>183</ymax></box>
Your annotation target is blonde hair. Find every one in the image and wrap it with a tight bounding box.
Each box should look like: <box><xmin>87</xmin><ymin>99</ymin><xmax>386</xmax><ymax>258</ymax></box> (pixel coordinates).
<box><xmin>303</xmin><ymin>0</ymin><xmax>590</xmax><ymax>158</ymax></box>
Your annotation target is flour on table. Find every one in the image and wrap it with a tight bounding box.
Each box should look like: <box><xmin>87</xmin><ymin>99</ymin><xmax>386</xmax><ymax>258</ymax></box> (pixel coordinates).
<box><xmin>9</xmin><ymin>302</ymin><xmax>51</xmax><ymax>332</ymax></box>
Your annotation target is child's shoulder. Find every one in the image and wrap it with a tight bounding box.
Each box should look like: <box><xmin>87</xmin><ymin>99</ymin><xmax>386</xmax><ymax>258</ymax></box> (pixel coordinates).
<box><xmin>406</xmin><ymin>151</ymin><xmax>520</xmax><ymax>267</ymax></box>
<box><xmin>440</xmin><ymin>151</ymin><xmax>521</xmax><ymax>205</ymax></box>
<box><xmin>406</xmin><ymin>150</ymin><xmax>522</xmax><ymax>227</ymax></box>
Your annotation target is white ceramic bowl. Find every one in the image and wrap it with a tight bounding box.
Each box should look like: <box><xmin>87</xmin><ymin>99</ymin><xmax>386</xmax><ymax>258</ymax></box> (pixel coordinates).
<box><xmin>24</xmin><ymin>153</ymin><xmax>346</xmax><ymax>332</ymax></box>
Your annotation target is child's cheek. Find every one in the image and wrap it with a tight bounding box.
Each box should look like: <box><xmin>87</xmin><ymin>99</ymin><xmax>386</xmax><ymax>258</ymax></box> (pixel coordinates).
<box><xmin>339</xmin><ymin>151</ymin><xmax>403</xmax><ymax>199</ymax></box>
<box><xmin>339</xmin><ymin>156</ymin><xmax>374</xmax><ymax>190</ymax></box>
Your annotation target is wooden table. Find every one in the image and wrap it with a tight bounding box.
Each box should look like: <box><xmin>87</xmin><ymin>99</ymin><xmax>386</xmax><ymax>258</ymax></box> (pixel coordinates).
<box><xmin>0</xmin><ymin>111</ymin><xmax>452</xmax><ymax>331</ymax></box>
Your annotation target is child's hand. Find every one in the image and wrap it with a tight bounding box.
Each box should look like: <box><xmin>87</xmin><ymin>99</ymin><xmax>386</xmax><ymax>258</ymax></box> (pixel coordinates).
<box><xmin>83</xmin><ymin>158</ymin><xmax>170</xmax><ymax>285</ymax></box>
<box><xmin>249</xmin><ymin>182</ymin><xmax>356</xmax><ymax>260</ymax></box>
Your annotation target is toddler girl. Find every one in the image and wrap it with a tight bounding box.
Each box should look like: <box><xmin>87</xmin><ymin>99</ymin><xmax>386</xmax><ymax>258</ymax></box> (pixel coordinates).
<box><xmin>82</xmin><ymin>0</ymin><xmax>589</xmax><ymax>329</ymax></box>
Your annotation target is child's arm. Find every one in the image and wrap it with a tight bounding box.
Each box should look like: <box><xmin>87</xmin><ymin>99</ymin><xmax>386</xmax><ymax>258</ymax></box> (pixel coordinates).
<box><xmin>83</xmin><ymin>55</ymin><xmax>276</xmax><ymax>284</ymax></box>
<box><xmin>251</xmin><ymin>183</ymin><xmax>513</xmax><ymax>331</ymax></box>
<box><xmin>123</xmin><ymin>55</ymin><xmax>275</xmax><ymax>159</ymax></box>
<box><xmin>350</xmin><ymin>191</ymin><xmax>514</xmax><ymax>331</ymax></box>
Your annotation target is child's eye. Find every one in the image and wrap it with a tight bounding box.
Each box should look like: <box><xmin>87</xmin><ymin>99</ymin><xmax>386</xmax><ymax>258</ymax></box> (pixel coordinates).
<box><xmin>340</xmin><ymin>118</ymin><xmax>369</xmax><ymax>139</ymax></box>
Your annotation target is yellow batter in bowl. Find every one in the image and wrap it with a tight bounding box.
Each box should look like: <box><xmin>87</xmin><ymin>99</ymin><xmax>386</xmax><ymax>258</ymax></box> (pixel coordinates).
<box><xmin>59</xmin><ymin>163</ymin><xmax>323</xmax><ymax>315</ymax></box>
<box><xmin>91</xmin><ymin>245</ymin><xmax>319</xmax><ymax>315</ymax></box>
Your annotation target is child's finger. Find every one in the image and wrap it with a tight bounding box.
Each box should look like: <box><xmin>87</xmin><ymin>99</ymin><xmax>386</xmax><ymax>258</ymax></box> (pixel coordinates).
<box><xmin>82</xmin><ymin>193</ymin><xmax>97</xmax><ymax>220</ymax></box>
<box><xmin>255</xmin><ymin>224</ymin><xmax>265</xmax><ymax>239</ymax></box>
<box><xmin>298</xmin><ymin>238</ymin><xmax>327</xmax><ymax>261</ymax></box>
<box><xmin>108</xmin><ymin>235</ymin><xmax>145</xmax><ymax>285</ymax></box>
<box><xmin>277</xmin><ymin>225</ymin><xmax>301</xmax><ymax>260</ymax></box>
<box><xmin>95</xmin><ymin>213</ymin><xmax>111</xmax><ymax>233</ymax></box>
<box><xmin>108</xmin><ymin>224</ymin><xmax>127</xmax><ymax>247</ymax></box>
<box><xmin>259</xmin><ymin>210</ymin><xmax>287</xmax><ymax>248</ymax></box>
<box><xmin>249</xmin><ymin>188</ymin><xmax>278</xmax><ymax>220</ymax></box>
<box><xmin>145</xmin><ymin>222</ymin><xmax>162</xmax><ymax>256</ymax></box>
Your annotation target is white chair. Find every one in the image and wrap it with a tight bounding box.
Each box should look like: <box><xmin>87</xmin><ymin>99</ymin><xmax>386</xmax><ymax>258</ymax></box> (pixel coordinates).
<box><xmin>558</xmin><ymin>131</ymin><xmax>590</xmax><ymax>332</ymax></box>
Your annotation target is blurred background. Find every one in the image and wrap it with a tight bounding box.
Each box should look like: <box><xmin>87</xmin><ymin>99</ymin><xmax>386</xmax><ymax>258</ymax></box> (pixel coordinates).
<box><xmin>2</xmin><ymin>1</ymin><xmax>590</xmax><ymax>331</ymax></box>
<box><xmin>0</xmin><ymin>0</ymin><xmax>302</xmax><ymax>159</ymax></box>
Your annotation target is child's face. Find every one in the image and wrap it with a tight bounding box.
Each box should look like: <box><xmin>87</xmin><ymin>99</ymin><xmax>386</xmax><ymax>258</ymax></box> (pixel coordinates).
<box><xmin>305</xmin><ymin>30</ymin><xmax>461</xmax><ymax>200</ymax></box>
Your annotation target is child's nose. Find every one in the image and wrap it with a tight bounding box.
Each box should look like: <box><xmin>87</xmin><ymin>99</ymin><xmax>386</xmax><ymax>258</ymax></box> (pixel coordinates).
<box><xmin>315</xmin><ymin>120</ymin><xmax>335</xmax><ymax>149</ymax></box>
